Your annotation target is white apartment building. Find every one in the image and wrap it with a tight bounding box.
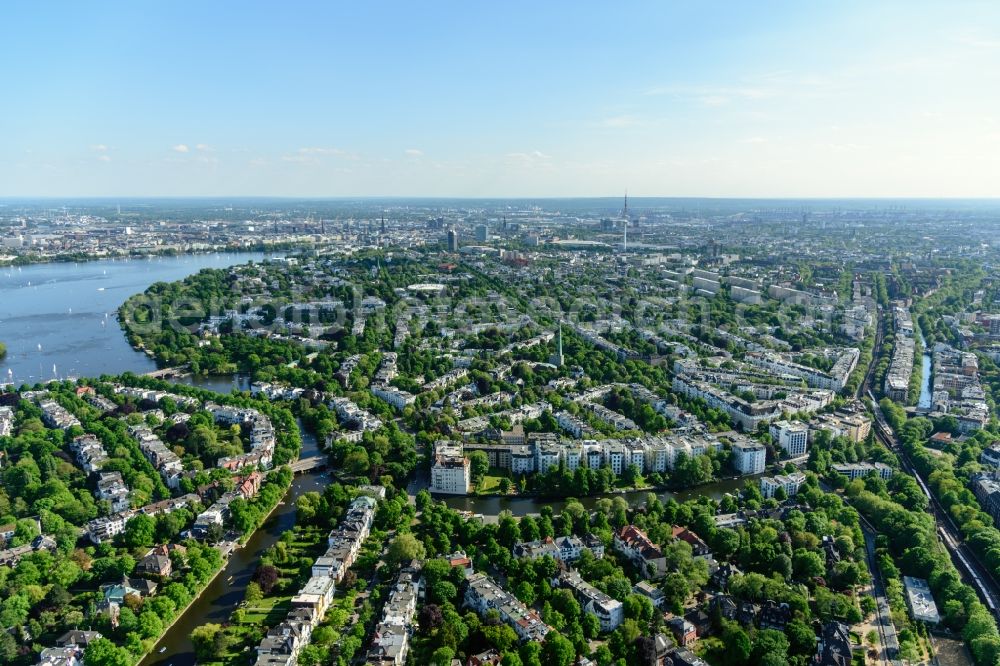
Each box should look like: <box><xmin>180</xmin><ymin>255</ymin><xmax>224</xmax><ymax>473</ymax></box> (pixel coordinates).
<box><xmin>831</xmin><ymin>462</ymin><xmax>893</xmax><ymax>481</ymax></box>
<box><xmin>732</xmin><ymin>441</ymin><xmax>766</xmax><ymax>475</ymax></box>
<box><xmin>370</xmin><ymin>385</ymin><xmax>416</xmax><ymax>412</ymax></box>
<box><xmin>769</xmin><ymin>420</ymin><xmax>808</xmax><ymax>458</ymax></box>
<box><xmin>430</xmin><ymin>441</ymin><xmax>471</xmax><ymax>495</ymax></box>
<box><xmin>760</xmin><ymin>472</ymin><xmax>806</xmax><ymax>499</ymax></box>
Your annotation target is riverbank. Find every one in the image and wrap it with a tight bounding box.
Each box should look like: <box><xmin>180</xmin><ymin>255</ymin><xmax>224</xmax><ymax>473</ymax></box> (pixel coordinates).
<box><xmin>0</xmin><ymin>244</ymin><xmax>297</xmax><ymax>269</ymax></box>
<box><xmin>469</xmin><ymin>474</ymin><xmax>749</xmax><ymax>501</ymax></box>
<box><xmin>0</xmin><ymin>251</ymin><xmax>284</xmax><ymax>384</ymax></box>
<box><xmin>441</xmin><ymin>473</ymin><xmax>753</xmax><ymax>519</ymax></box>
<box><xmin>141</xmin><ymin>420</ymin><xmax>327</xmax><ymax>666</ymax></box>
<box><xmin>136</xmin><ymin>559</ymin><xmax>227</xmax><ymax>666</ymax></box>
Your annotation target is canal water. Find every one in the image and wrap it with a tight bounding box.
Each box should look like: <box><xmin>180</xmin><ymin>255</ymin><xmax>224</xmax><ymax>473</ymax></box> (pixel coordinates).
<box><xmin>0</xmin><ymin>252</ymin><xmax>280</xmax><ymax>385</ymax></box>
<box><xmin>918</xmin><ymin>333</ymin><xmax>933</xmax><ymax>410</ymax></box>
<box><xmin>142</xmin><ymin>419</ymin><xmax>327</xmax><ymax>666</ymax></box>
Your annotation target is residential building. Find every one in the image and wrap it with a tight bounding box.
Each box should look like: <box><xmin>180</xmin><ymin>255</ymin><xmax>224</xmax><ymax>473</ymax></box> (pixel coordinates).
<box><xmin>903</xmin><ymin>576</ymin><xmax>940</xmax><ymax>624</ymax></box>
<box><xmin>0</xmin><ymin>405</ymin><xmax>13</xmax><ymax>437</ymax></box>
<box><xmin>558</xmin><ymin>570</ymin><xmax>623</xmax><ymax>631</ymax></box>
<box><xmin>614</xmin><ymin>525</ymin><xmax>667</xmax><ymax>578</ymax></box>
<box><xmin>512</xmin><ymin>535</ymin><xmax>603</xmax><ymax>561</ymax></box>
<box><xmin>760</xmin><ymin>472</ymin><xmax>806</xmax><ymax>499</ymax></box>
<box><xmin>831</xmin><ymin>462</ymin><xmax>893</xmax><ymax>481</ymax></box>
<box><xmin>367</xmin><ymin>564</ymin><xmax>422</xmax><ymax>666</ymax></box>
<box><xmin>814</xmin><ymin>621</ymin><xmax>854</xmax><ymax>666</ymax></box>
<box><xmin>464</xmin><ymin>573</ymin><xmax>551</xmax><ymax>642</ymax></box>
<box><xmin>769</xmin><ymin>420</ymin><xmax>808</xmax><ymax>457</ymax></box>
<box><xmin>430</xmin><ymin>441</ymin><xmax>471</xmax><ymax>495</ymax></box>
<box><xmin>732</xmin><ymin>441</ymin><xmax>766</xmax><ymax>475</ymax></box>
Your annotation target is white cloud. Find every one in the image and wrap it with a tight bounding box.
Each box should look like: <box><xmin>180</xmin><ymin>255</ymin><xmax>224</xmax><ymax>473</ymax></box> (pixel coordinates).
<box><xmin>91</xmin><ymin>144</ymin><xmax>108</xmax><ymax>152</ymax></box>
<box><xmin>297</xmin><ymin>147</ymin><xmax>353</xmax><ymax>157</ymax></box>
<box><xmin>172</xmin><ymin>144</ymin><xmax>190</xmax><ymax>153</ymax></box>
<box><xmin>195</xmin><ymin>143</ymin><xmax>213</xmax><ymax>152</ymax></box>
<box><xmin>700</xmin><ymin>95</ymin><xmax>730</xmax><ymax>107</ymax></box>
<box><xmin>97</xmin><ymin>154</ymin><xmax>111</xmax><ymax>162</ymax></box>
<box><xmin>598</xmin><ymin>115</ymin><xmax>641</xmax><ymax>128</ymax></box>
<box><xmin>505</xmin><ymin>151</ymin><xmax>553</xmax><ymax>169</ymax></box>
<box><xmin>282</xmin><ymin>147</ymin><xmax>360</xmax><ymax>164</ymax></box>
<box><xmin>404</xmin><ymin>148</ymin><xmax>423</xmax><ymax>157</ymax></box>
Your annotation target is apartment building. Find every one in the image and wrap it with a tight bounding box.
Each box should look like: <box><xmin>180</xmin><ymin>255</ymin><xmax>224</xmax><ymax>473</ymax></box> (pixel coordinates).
<box><xmin>430</xmin><ymin>441</ymin><xmax>472</xmax><ymax>495</ymax></box>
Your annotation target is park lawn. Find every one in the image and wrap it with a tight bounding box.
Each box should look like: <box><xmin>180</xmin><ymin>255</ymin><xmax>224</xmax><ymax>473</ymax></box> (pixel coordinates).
<box><xmin>613</xmin><ymin>477</ymin><xmax>650</xmax><ymax>491</ymax></box>
<box><xmin>241</xmin><ymin>595</ymin><xmax>291</xmax><ymax>625</ymax></box>
<box><xmin>217</xmin><ymin>625</ymin><xmax>261</xmax><ymax>666</ymax></box>
<box><xmin>477</xmin><ymin>474</ymin><xmax>505</xmax><ymax>494</ymax></box>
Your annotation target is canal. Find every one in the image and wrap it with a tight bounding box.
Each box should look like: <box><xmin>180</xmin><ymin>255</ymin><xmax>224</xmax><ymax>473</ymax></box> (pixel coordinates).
<box><xmin>918</xmin><ymin>332</ymin><xmax>933</xmax><ymax>410</ymax></box>
<box><xmin>142</xmin><ymin>419</ymin><xmax>327</xmax><ymax>666</ymax></box>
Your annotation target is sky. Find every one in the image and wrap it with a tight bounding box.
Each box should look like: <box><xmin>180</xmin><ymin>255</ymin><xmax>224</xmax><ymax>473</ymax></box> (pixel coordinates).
<box><xmin>2</xmin><ymin>1</ymin><xmax>1000</xmax><ymax>198</ymax></box>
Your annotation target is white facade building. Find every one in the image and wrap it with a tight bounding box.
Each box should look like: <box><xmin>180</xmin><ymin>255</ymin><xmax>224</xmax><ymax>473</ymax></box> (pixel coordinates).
<box><xmin>732</xmin><ymin>441</ymin><xmax>766</xmax><ymax>475</ymax></box>
<box><xmin>430</xmin><ymin>441</ymin><xmax>471</xmax><ymax>495</ymax></box>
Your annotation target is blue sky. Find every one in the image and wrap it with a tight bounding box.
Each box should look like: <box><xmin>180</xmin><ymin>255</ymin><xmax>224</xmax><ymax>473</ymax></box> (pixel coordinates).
<box><xmin>3</xmin><ymin>1</ymin><xmax>1000</xmax><ymax>197</ymax></box>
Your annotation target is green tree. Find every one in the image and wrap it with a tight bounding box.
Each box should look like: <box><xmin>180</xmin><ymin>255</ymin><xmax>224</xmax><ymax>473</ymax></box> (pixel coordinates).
<box><xmin>191</xmin><ymin>623</ymin><xmax>223</xmax><ymax>661</ymax></box>
<box><xmin>387</xmin><ymin>533</ymin><xmax>426</xmax><ymax>566</ymax></box>
<box><xmin>720</xmin><ymin>622</ymin><xmax>752</xmax><ymax>665</ymax></box>
<box><xmin>469</xmin><ymin>450</ymin><xmax>489</xmax><ymax>483</ymax></box>
<box><xmin>541</xmin><ymin>631</ymin><xmax>576</xmax><ymax>666</ymax></box>
<box><xmin>431</xmin><ymin>646</ymin><xmax>455</xmax><ymax>666</ymax></box>
<box><xmin>122</xmin><ymin>513</ymin><xmax>156</xmax><ymax>549</ymax></box>
<box><xmin>83</xmin><ymin>637</ymin><xmax>133</xmax><ymax>666</ymax></box>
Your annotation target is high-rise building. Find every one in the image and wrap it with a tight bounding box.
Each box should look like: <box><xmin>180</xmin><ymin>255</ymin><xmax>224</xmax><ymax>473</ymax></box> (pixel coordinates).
<box><xmin>769</xmin><ymin>420</ymin><xmax>808</xmax><ymax>458</ymax></box>
<box><xmin>447</xmin><ymin>228</ymin><xmax>459</xmax><ymax>252</ymax></box>
<box><xmin>732</xmin><ymin>442</ymin><xmax>766</xmax><ymax>475</ymax></box>
<box><xmin>474</xmin><ymin>224</ymin><xmax>488</xmax><ymax>242</ymax></box>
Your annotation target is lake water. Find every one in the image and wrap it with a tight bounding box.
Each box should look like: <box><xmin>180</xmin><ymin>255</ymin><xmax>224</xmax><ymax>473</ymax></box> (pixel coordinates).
<box><xmin>0</xmin><ymin>252</ymin><xmax>279</xmax><ymax>385</ymax></box>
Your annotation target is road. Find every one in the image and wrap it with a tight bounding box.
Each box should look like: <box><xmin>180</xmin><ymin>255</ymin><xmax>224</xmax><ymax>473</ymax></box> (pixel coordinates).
<box><xmin>820</xmin><ymin>474</ymin><xmax>901</xmax><ymax>666</ymax></box>
<box><xmin>860</xmin><ymin>518</ymin><xmax>903</xmax><ymax>666</ymax></box>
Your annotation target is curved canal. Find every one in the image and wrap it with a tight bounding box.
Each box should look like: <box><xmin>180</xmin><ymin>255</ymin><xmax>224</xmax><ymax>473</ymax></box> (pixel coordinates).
<box><xmin>141</xmin><ymin>421</ymin><xmax>327</xmax><ymax>666</ymax></box>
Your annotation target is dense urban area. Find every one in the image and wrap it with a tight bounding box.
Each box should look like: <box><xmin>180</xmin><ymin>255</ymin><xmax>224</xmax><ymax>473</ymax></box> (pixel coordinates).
<box><xmin>4</xmin><ymin>198</ymin><xmax>1000</xmax><ymax>666</ymax></box>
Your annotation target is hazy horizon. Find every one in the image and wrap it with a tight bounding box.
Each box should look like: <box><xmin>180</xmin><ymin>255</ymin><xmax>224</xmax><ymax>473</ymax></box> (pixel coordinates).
<box><xmin>4</xmin><ymin>1</ymin><xmax>1000</xmax><ymax>198</ymax></box>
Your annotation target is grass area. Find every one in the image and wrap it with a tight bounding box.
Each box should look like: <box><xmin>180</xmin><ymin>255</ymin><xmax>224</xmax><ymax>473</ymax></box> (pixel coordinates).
<box><xmin>477</xmin><ymin>474</ymin><xmax>506</xmax><ymax>493</ymax></box>
<box><xmin>613</xmin><ymin>477</ymin><xmax>652</xmax><ymax>491</ymax></box>
<box><xmin>241</xmin><ymin>596</ymin><xmax>291</xmax><ymax>625</ymax></box>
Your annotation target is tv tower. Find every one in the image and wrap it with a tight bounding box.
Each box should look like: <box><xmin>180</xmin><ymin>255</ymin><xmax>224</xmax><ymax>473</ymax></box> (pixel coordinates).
<box><xmin>621</xmin><ymin>190</ymin><xmax>629</xmax><ymax>252</ymax></box>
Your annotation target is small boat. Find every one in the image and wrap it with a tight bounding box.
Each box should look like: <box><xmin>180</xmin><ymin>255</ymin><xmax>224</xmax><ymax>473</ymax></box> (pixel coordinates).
<box><xmin>159</xmin><ymin>647</ymin><xmax>167</xmax><ymax>654</ymax></box>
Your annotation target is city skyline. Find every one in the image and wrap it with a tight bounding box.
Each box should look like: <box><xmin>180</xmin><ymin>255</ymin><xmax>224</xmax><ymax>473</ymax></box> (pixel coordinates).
<box><xmin>3</xmin><ymin>1</ymin><xmax>1000</xmax><ymax>198</ymax></box>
